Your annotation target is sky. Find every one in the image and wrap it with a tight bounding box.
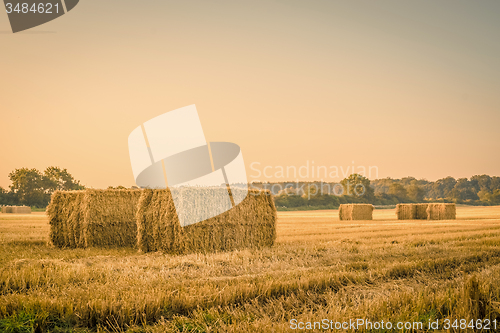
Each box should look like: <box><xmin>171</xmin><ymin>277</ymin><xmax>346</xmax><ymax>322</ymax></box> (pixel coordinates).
<box><xmin>1</xmin><ymin>0</ymin><xmax>499</xmax><ymax>189</ymax></box>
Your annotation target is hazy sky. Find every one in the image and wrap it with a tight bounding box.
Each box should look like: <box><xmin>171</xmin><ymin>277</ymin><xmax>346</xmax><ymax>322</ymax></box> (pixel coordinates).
<box><xmin>1</xmin><ymin>0</ymin><xmax>499</xmax><ymax>189</ymax></box>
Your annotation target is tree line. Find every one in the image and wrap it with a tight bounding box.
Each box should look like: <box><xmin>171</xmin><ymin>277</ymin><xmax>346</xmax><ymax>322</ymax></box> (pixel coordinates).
<box><xmin>262</xmin><ymin>174</ymin><xmax>500</xmax><ymax>210</ymax></box>
<box><xmin>0</xmin><ymin>167</ymin><xmax>84</xmax><ymax>208</ymax></box>
<box><xmin>2</xmin><ymin>168</ymin><xmax>499</xmax><ymax>210</ymax></box>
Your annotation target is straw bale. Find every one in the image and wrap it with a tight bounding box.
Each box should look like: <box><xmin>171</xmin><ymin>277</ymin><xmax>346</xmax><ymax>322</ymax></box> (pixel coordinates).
<box><xmin>136</xmin><ymin>188</ymin><xmax>276</xmax><ymax>254</ymax></box>
<box><xmin>47</xmin><ymin>189</ymin><xmax>142</xmax><ymax>248</ymax></box>
<box><xmin>396</xmin><ymin>204</ymin><xmax>429</xmax><ymax>220</ymax></box>
<box><xmin>2</xmin><ymin>206</ymin><xmax>12</xmax><ymax>213</ymax></box>
<box><xmin>1</xmin><ymin>206</ymin><xmax>31</xmax><ymax>214</ymax></box>
<box><xmin>339</xmin><ymin>204</ymin><xmax>373</xmax><ymax>220</ymax></box>
<box><xmin>426</xmin><ymin>203</ymin><xmax>456</xmax><ymax>220</ymax></box>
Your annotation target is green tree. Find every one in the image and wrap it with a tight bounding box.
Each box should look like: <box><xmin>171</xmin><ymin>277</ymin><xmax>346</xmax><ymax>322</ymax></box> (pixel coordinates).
<box><xmin>44</xmin><ymin>166</ymin><xmax>84</xmax><ymax>192</ymax></box>
<box><xmin>341</xmin><ymin>174</ymin><xmax>374</xmax><ymax>199</ymax></box>
<box><xmin>371</xmin><ymin>178</ymin><xmax>396</xmax><ymax>195</ymax></box>
<box><xmin>388</xmin><ymin>183</ymin><xmax>408</xmax><ymax>201</ymax></box>
<box><xmin>8</xmin><ymin>168</ymin><xmax>47</xmax><ymax>207</ymax></box>
<box><xmin>450</xmin><ymin>178</ymin><xmax>479</xmax><ymax>201</ymax></box>
<box><xmin>0</xmin><ymin>186</ymin><xmax>6</xmax><ymax>205</ymax></box>
<box><xmin>429</xmin><ymin>177</ymin><xmax>457</xmax><ymax>199</ymax></box>
<box><xmin>407</xmin><ymin>184</ymin><xmax>425</xmax><ymax>202</ymax></box>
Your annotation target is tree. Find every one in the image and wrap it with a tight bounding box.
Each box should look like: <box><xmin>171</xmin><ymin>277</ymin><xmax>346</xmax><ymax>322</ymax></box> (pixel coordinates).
<box><xmin>340</xmin><ymin>174</ymin><xmax>374</xmax><ymax>199</ymax></box>
<box><xmin>8</xmin><ymin>168</ymin><xmax>48</xmax><ymax>207</ymax></box>
<box><xmin>490</xmin><ymin>177</ymin><xmax>500</xmax><ymax>192</ymax></box>
<box><xmin>371</xmin><ymin>178</ymin><xmax>396</xmax><ymax>195</ymax></box>
<box><xmin>429</xmin><ymin>177</ymin><xmax>457</xmax><ymax>199</ymax></box>
<box><xmin>470</xmin><ymin>175</ymin><xmax>491</xmax><ymax>193</ymax></box>
<box><xmin>7</xmin><ymin>167</ymin><xmax>84</xmax><ymax>208</ymax></box>
<box><xmin>44</xmin><ymin>166</ymin><xmax>84</xmax><ymax>192</ymax></box>
<box><xmin>0</xmin><ymin>186</ymin><xmax>6</xmax><ymax>205</ymax></box>
<box><xmin>450</xmin><ymin>178</ymin><xmax>479</xmax><ymax>201</ymax></box>
<box><xmin>388</xmin><ymin>183</ymin><xmax>408</xmax><ymax>201</ymax></box>
<box><xmin>407</xmin><ymin>184</ymin><xmax>425</xmax><ymax>202</ymax></box>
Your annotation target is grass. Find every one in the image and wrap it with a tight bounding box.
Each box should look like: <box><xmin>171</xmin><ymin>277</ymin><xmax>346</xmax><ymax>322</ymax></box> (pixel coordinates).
<box><xmin>0</xmin><ymin>206</ymin><xmax>500</xmax><ymax>332</ymax></box>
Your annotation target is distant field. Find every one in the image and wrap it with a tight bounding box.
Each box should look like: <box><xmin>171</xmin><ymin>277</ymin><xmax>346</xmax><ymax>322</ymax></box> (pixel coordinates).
<box><xmin>1</xmin><ymin>206</ymin><xmax>500</xmax><ymax>332</ymax></box>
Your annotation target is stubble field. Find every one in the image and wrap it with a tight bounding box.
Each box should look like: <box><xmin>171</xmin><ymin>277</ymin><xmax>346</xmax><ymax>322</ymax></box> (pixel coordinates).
<box><xmin>1</xmin><ymin>206</ymin><xmax>500</xmax><ymax>332</ymax></box>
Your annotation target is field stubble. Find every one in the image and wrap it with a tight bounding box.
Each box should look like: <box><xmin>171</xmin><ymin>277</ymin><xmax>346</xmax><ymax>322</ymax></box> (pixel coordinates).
<box><xmin>0</xmin><ymin>206</ymin><xmax>500</xmax><ymax>332</ymax></box>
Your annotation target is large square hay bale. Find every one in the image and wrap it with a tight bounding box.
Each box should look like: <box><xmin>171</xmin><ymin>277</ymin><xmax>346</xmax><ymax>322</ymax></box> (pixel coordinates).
<box><xmin>395</xmin><ymin>204</ymin><xmax>429</xmax><ymax>220</ymax></box>
<box><xmin>47</xmin><ymin>191</ymin><xmax>76</xmax><ymax>247</ymax></box>
<box><xmin>339</xmin><ymin>204</ymin><xmax>373</xmax><ymax>220</ymax></box>
<box><xmin>426</xmin><ymin>203</ymin><xmax>456</xmax><ymax>220</ymax></box>
<box><xmin>82</xmin><ymin>189</ymin><xmax>142</xmax><ymax>247</ymax></box>
<box><xmin>136</xmin><ymin>188</ymin><xmax>277</xmax><ymax>254</ymax></box>
<box><xmin>47</xmin><ymin>189</ymin><xmax>142</xmax><ymax>248</ymax></box>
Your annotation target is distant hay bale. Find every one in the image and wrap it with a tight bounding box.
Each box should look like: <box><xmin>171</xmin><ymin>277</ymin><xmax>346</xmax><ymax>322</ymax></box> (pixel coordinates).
<box><xmin>136</xmin><ymin>188</ymin><xmax>277</xmax><ymax>254</ymax></box>
<box><xmin>47</xmin><ymin>189</ymin><xmax>142</xmax><ymax>248</ymax></box>
<box><xmin>396</xmin><ymin>203</ymin><xmax>456</xmax><ymax>220</ymax></box>
<box><xmin>339</xmin><ymin>204</ymin><xmax>374</xmax><ymax>220</ymax></box>
<box><xmin>395</xmin><ymin>204</ymin><xmax>415</xmax><ymax>220</ymax></box>
<box><xmin>426</xmin><ymin>203</ymin><xmax>456</xmax><ymax>220</ymax></box>
<box><xmin>395</xmin><ymin>204</ymin><xmax>428</xmax><ymax>220</ymax></box>
<box><xmin>1</xmin><ymin>206</ymin><xmax>31</xmax><ymax>214</ymax></box>
<box><xmin>414</xmin><ymin>204</ymin><xmax>429</xmax><ymax>219</ymax></box>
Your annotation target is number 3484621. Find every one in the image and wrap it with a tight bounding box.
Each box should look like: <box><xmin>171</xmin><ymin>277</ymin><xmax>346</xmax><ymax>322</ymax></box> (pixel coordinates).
<box><xmin>5</xmin><ymin>3</ymin><xmax>60</xmax><ymax>14</ymax></box>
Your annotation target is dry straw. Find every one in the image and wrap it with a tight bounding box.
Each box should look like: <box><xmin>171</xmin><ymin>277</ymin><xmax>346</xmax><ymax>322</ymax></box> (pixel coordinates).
<box><xmin>339</xmin><ymin>204</ymin><xmax>374</xmax><ymax>220</ymax></box>
<box><xmin>396</xmin><ymin>203</ymin><xmax>456</xmax><ymax>220</ymax></box>
<box><xmin>395</xmin><ymin>203</ymin><xmax>429</xmax><ymax>220</ymax></box>
<box><xmin>1</xmin><ymin>206</ymin><xmax>31</xmax><ymax>214</ymax></box>
<box><xmin>47</xmin><ymin>189</ymin><xmax>142</xmax><ymax>248</ymax></box>
<box><xmin>136</xmin><ymin>188</ymin><xmax>277</xmax><ymax>254</ymax></box>
<box><xmin>426</xmin><ymin>203</ymin><xmax>456</xmax><ymax>220</ymax></box>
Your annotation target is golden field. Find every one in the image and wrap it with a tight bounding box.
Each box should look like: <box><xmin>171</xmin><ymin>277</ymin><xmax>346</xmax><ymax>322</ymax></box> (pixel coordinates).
<box><xmin>1</xmin><ymin>206</ymin><xmax>500</xmax><ymax>332</ymax></box>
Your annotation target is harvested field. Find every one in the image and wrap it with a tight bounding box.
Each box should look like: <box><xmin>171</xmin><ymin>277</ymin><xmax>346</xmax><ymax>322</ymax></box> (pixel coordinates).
<box><xmin>0</xmin><ymin>205</ymin><xmax>500</xmax><ymax>332</ymax></box>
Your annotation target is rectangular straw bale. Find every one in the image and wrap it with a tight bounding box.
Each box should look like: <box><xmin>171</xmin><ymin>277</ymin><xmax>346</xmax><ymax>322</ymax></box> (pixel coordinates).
<box><xmin>414</xmin><ymin>204</ymin><xmax>429</xmax><ymax>219</ymax></box>
<box><xmin>136</xmin><ymin>188</ymin><xmax>277</xmax><ymax>254</ymax></box>
<box><xmin>395</xmin><ymin>204</ymin><xmax>415</xmax><ymax>220</ymax></box>
<box><xmin>395</xmin><ymin>204</ymin><xmax>429</xmax><ymax>220</ymax></box>
<box><xmin>12</xmin><ymin>206</ymin><xmax>31</xmax><ymax>214</ymax></box>
<box><xmin>82</xmin><ymin>189</ymin><xmax>142</xmax><ymax>247</ymax></box>
<box><xmin>426</xmin><ymin>203</ymin><xmax>456</xmax><ymax>220</ymax></box>
<box><xmin>1</xmin><ymin>206</ymin><xmax>30</xmax><ymax>214</ymax></box>
<box><xmin>47</xmin><ymin>189</ymin><xmax>142</xmax><ymax>248</ymax></box>
<box><xmin>339</xmin><ymin>204</ymin><xmax>373</xmax><ymax>220</ymax></box>
<box><xmin>47</xmin><ymin>191</ymin><xmax>81</xmax><ymax>247</ymax></box>
<box><xmin>2</xmin><ymin>206</ymin><xmax>13</xmax><ymax>213</ymax></box>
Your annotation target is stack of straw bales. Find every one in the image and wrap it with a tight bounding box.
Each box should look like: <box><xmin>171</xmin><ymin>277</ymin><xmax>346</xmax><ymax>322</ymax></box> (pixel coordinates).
<box><xmin>1</xmin><ymin>206</ymin><xmax>31</xmax><ymax>214</ymax></box>
<box><xmin>339</xmin><ymin>204</ymin><xmax>374</xmax><ymax>220</ymax></box>
<box><xmin>47</xmin><ymin>189</ymin><xmax>142</xmax><ymax>248</ymax></box>
<box><xmin>396</xmin><ymin>203</ymin><xmax>456</xmax><ymax>220</ymax></box>
<box><xmin>136</xmin><ymin>188</ymin><xmax>277</xmax><ymax>254</ymax></box>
